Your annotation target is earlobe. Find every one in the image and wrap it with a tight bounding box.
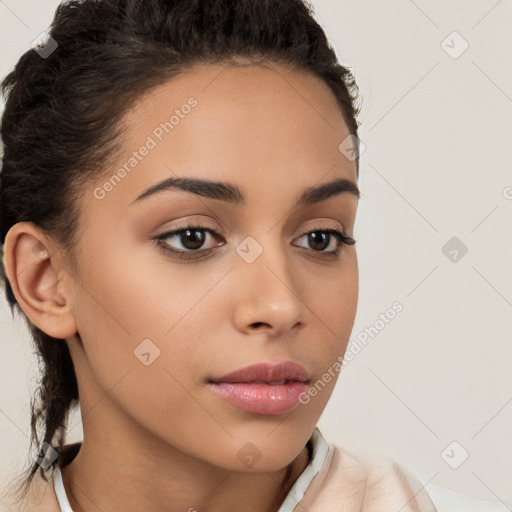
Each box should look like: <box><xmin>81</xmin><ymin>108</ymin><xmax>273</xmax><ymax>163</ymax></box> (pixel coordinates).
<box><xmin>3</xmin><ymin>222</ymin><xmax>78</xmax><ymax>339</ymax></box>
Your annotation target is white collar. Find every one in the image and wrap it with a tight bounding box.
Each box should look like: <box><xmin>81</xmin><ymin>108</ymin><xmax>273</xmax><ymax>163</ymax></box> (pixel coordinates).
<box><xmin>277</xmin><ymin>427</ymin><xmax>331</xmax><ymax>511</ymax></box>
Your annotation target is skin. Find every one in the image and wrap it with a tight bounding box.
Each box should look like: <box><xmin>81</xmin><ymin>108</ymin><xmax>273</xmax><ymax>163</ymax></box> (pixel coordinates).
<box><xmin>4</xmin><ymin>61</ymin><xmax>359</xmax><ymax>512</ymax></box>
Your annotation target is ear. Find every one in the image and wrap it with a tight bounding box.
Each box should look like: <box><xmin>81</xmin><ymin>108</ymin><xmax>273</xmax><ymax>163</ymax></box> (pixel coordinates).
<box><xmin>3</xmin><ymin>222</ymin><xmax>78</xmax><ymax>339</ymax></box>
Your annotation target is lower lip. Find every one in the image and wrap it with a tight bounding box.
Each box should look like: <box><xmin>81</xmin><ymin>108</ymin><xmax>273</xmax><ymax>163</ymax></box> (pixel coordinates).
<box><xmin>208</xmin><ymin>381</ymin><xmax>308</xmax><ymax>415</ymax></box>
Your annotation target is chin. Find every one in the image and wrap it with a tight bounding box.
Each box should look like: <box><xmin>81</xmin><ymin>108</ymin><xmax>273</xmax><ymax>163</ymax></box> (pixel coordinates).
<box><xmin>213</xmin><ymin>423</ymin><xmax>312</xmax><ymax>474</ymax></box>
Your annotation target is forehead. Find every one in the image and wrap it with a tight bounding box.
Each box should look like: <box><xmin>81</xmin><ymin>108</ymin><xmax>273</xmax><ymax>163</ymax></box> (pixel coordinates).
<box><xmin>86</xmin><ymin>62</ymin><xmax>357</xmax><ymax>215</ymax></box>
<box><xmin>126</xmin><ymin>60</ymin><xmax>347</xmax><ymax>128</ymax></box>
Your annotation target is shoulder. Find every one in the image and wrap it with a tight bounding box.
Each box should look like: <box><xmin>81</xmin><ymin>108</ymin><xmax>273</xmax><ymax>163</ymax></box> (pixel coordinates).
<box><xmin>3</xmin><ymin>442</ymin><xmax>80</xmax><ymax>512</ymax></box>
<box><xmin>312</xmin><ymin>443</ymin><xmax>437</xmax><ymax>511</ymax></box>
<box><xmin>3</xmin><ymin>468</ymin><xmax>60</xmax><ymax>512</ymax></box>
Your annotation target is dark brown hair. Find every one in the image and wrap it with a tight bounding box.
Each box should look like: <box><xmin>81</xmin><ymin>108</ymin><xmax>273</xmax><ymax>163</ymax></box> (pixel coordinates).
<box><xmin>0</xmin><ymin>0</ymin><xmax>361</xmax><ymax>505</ymax></box>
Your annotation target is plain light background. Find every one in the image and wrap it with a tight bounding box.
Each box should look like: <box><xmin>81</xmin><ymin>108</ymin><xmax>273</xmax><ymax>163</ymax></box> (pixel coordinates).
<box><xmin>1</xmin><ymin>0</ymin><xmax>511</xmax><ymax>507</ymax></box>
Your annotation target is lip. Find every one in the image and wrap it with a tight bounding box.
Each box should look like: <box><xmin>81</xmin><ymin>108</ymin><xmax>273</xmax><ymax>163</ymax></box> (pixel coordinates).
<box><xmin>208</xmin><ymin>362</ymin><xmax>310</xmax><ymax>415</ymax></box>
<box><xmin>209</xmin><ymin>361</ymin><xmax>310</xmax><ymax>384</ymax></box>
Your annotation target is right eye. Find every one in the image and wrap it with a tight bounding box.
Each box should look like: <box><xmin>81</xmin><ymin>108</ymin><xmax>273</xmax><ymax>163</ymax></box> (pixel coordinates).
<box><xmin>152</xmin><ymin>225</ymin><xmax>225</xmax><ymax>260</ymax></box>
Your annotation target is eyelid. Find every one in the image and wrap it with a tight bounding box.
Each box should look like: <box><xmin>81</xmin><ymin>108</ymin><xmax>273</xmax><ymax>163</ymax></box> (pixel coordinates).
<box><xmin>153</xmin><ymin>215</ymin><xmax>218</xmax><ymax>234</ymax></box>
<box><xmin>154</xmin><ymin>219</ymin><xmax>347</xmax><ymax>242</ymax></box>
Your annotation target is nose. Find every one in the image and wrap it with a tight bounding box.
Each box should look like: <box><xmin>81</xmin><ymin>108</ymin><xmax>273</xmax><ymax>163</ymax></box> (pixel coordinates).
<box><xmin>231</xmin><ymin>239</ymin><xmax>306</xmax><ymax>337</ymax></box>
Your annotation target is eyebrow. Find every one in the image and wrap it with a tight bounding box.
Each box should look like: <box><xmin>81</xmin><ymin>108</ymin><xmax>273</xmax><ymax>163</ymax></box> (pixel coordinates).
<box><xmin>132</xmin><ymin>176</ymin><xmax>360</xmax><ymax>207</ymax></box>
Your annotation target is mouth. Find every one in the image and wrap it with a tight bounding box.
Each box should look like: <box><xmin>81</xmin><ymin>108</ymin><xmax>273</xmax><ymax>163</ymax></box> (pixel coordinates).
<box><xmin>207</xmin><ymin>361</ymin><xmax>311</xmax><ymax>415</ymax></box>
<box><xmin>243</xmin><ymin>379</ymin><xmax>296</xmax><ymax>385</ymax></box>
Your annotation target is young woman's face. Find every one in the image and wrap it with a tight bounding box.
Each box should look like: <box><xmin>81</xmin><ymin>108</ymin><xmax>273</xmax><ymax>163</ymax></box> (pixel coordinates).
<box><xmin>67</xmin><ymin>62</ymin><xmax>359</xmax><ymax>471</ymax></box>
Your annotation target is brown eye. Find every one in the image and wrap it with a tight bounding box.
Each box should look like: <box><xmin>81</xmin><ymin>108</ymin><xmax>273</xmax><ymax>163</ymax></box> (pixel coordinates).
<box><xmin>153</xmin><ymin>225</ymin><xmax>225</xmax><ymax>260</ymax></box>
<box><xmin>294</xmin><ymin>229</ymin><xmax>355</xmax><ymax>255</ymax></box>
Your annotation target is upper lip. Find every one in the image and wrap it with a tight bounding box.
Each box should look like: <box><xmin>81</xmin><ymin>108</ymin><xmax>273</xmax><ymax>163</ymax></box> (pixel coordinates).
<box><xmin>209</xmin><ymin>361</ymin><xmax>310</xmax><ymax>384</ymax></box>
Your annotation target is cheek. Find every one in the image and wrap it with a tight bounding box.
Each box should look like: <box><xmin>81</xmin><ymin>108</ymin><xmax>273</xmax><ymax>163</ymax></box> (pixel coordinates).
<box><xmin>70</xmin><ymin>248</ymin><xmax>217</xmax><ymax>437</ymax></box>
<box><xmin>305</xmin><ymin>249</ymin><xmax>359</xmax><ymax>349</ymax></box>
<box><xmin>295</xmin><ymin>254</ymin><xmax>358</xmax><ymax>413</ymax></box>
<box><xmin>72</xmin><ymin>240</ymin><xmax>229</xmax><ymax>384</ymax></box>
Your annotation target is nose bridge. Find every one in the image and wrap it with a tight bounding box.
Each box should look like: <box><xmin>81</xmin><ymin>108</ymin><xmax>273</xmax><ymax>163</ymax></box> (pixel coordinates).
<box><xmin>237</xmin><ymin>230</ymin><xmax>296</xmax><ymax>289</ymax></box>
<box><xmin>232</xmin><ymin>230</ymin><xmax>305</xmax><ymax>332</ymax></box>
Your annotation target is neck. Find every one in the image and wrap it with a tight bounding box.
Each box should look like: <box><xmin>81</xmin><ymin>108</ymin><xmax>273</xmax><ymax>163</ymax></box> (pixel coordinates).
<box><xmin>61</xmin><ymin>442</ymin><xmax>310</xmax><ymax>512</ymax></box>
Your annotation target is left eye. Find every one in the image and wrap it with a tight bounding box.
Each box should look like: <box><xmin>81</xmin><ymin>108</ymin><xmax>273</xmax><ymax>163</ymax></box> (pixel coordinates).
<box><xmin>294</xmin><ymin>230</ymin><xmax>344</xmax><ymax>253</ymax></box>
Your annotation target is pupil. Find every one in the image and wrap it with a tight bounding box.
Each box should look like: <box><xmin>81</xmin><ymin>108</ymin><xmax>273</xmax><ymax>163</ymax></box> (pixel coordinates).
<box><xmin>309</xmin><ymin>232</ymin><xmax>328</xmax><ymax>251</ymax></box>
<box><xmin>181</xmin><ymin>229</ymin><xmax>204</xmax><ymax>250</ymax></box>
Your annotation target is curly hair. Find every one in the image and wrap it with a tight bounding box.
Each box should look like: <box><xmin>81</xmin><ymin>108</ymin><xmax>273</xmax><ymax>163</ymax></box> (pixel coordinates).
<box><xmin>0</xmin><ymin>0</ymin><xmax>361</xmax><ymax>505</ymax></box>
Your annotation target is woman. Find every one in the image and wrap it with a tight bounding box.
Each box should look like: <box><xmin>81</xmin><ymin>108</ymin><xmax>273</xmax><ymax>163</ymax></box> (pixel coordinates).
<box><xmin>0</xmin><ymin>0</ymin><xmax>437</xmax><ymax>510</ymax></box>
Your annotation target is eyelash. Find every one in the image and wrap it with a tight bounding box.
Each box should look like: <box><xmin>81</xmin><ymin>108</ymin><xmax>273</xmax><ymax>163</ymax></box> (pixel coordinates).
<box><xmin>152</xmin><ymin>224</ymin><xmax>356</xmax><ymax>261</ymax></box>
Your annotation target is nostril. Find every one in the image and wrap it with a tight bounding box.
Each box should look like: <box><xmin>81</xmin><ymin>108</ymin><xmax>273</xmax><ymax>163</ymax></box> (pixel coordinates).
<box><xmin>252</xmin><ymin>322</ymin><xmax>270</xmax><ymax>328</ymax></box>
